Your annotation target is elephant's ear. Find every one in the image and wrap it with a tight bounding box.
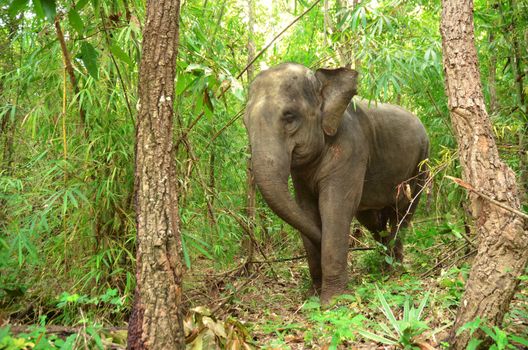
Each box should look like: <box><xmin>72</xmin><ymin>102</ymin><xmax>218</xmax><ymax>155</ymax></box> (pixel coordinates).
<box><xmin>315</xmin><ymin>68</ymin><xmax>358</xmax><ymax>136</ymax></box>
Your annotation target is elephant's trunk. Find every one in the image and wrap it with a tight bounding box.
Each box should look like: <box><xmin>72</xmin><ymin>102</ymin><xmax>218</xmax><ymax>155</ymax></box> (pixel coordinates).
<box><xmin>251</xmin><ymin>148</ymin><xmax>321</xmax><ymax>246</ymax></box>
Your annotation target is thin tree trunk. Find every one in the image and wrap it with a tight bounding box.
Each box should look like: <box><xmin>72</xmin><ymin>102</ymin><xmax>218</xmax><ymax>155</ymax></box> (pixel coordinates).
<box><xmin>54</xmin><ymin>18</ymin><xmax>87</xmax><ymax>132</ymax></box>
<box><xmin>505</xmin><ymin>0</ymin><xmax>528</xmax><ymax>196</ymax></box>
<box><xmin>127</xmin><ymin>0</ymin><xmax>184</xmax><ymax>349</ymax></box>
<box><xmin>244</xmin><ymin>0</ymin><xmax>257</xmax><ymax>270</ymax></box>
<box><xmin>499</xmin><ymin>0</ymin><xmax>528</xmax><ymax>204</ymax></box>
<box><xmin>508</xmin><ymin>0</ymin><xmax>525</xmax><ymax>109</ymax></box>
<box><xmin>440</xmin><ymin>1</ymin><xmax>528</xmax><ymax>349</ymax></box>
<box><xmin>488</xmin><ymin>32</ymin><xmax>497</xmax><ymax>114</ymax></box>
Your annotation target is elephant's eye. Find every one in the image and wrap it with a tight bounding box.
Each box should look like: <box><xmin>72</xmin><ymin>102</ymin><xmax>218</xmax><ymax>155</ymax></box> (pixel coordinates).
<box><xmin>282</xmin><ymin>112</ymin><xmax>298</xmax><ymax>124</ymax></box>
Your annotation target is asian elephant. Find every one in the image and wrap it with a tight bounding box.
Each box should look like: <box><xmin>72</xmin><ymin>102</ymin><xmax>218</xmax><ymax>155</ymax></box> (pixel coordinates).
<box><xmin>243</xmin><ymin>63</ymin><xmax>429</xmax><ymax>304</ymax></box>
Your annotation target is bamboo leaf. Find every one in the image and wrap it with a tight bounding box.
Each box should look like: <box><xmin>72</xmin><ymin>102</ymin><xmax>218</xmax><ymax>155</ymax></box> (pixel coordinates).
<box><xmin>80</xmin><ymin>42</ymin><xmax>99</xmax><ymax>79</ymax></box>
<box><xmin>76</xmin><ymin>0</ymin><xmax>90</xmax><ymax>10</ymax></box>
<box><xmin>358</xmin><ymin>329</ymin><xmax>398</xmax><ymax>345</ymax></box>
<box><xmin>8</xmin><ymin>0</ymin><xmax>29</xmax><ymax>17</ymax></box>
<box><xmin>32</xmin><ymin>0</ymin><xmax>44</xmax><ymax>18</ymax></box>
<box><xmin>68</xmin><ymin>8</ymin><xmax>85</xmax><ymax>34</ymax></box>
<box><xmin>41</xmin><ymin>0</ymin><xmax>56</xmax><ymax>23</ymax></box>
<box><xmin>110</xmin><ymin>43</ymin><xmax>133</xmax><ymax>66</ymax></box>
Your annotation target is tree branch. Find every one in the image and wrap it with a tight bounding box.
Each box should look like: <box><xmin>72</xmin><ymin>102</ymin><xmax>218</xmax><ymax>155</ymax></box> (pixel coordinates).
<box><xmin>175</xmin><ymin>0</ymin><xmax>323</xmax><ymax>150</ymax></box>
<box><xmin>445</xmin><ymin>175</ymin><xmax>528</xmax><ymax>220</ymax></box>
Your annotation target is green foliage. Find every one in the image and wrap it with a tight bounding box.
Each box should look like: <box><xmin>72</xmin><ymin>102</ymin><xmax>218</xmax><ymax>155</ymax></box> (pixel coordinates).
<box><xmin>357</xmin><ymin>287</ymin><xmax>430</xmax><ymax>349</ymax></box>
<box><xmin>0</xmin><ymin>0</ymin><xmax>527</xmax><ymax>347</ymax></box>
<box><xmin>457</xmin><ymin>317</ymin><xmax>528</xmax><ymax>350</ymax></box>
<box><xmin>0</xmin><ymin>320</ymin><xmax>110</xmax><ymax>350</ymax></box>
<box><xmin>303</xmin><ymin>296</ymin><xmax>367</xmax><ymax>346</ymax></box>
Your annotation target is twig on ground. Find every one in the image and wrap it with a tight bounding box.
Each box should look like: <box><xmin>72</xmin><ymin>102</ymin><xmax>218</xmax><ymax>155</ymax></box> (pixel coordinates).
<box><xmin>247</xmin><ymin>247</ymin><xmax>375</xmax><ymax>264</ymax></box>
<box><xmin>445</xmin><ymin>249</ymin><xmax>477</xmax><ymax>271</ymax></box>
<box><xmin>420</xmin><ymin>240</ymin><xmax>476</xmax><ymax>277</ymax></box>
<box><xmin>413</xmin><ymin>216</ymin><xmax>445</xmax><ymax>224</ymax></box>
<box><xmin>8</xmin><ymin>325</ymin><xmax>127</xmax><ymax>335</ymax></box>
<box><xmin>210</xmin><ymin>272</ymin><xmax>259</xmax><ymax>315</ymax></box>
<box><xmin>223</xmin><ymin>208</ymin><xmax>277</xmax><ymax>277</ymax></box>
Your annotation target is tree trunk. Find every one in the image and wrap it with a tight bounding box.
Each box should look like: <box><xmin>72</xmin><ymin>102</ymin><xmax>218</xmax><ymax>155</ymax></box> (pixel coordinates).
<box><xmin>127</xmin><ymin>0</ymin><xmax>184</xmax><ymax>349</ymax></box>
<box><xmin>244</xmin><ymin>0</ymin><xmax>257</xmax><ymax>269</ymax></box>
<box><xmin>440</xmin><ymin>1</ymin><xmax>528</xmax><ymax>349</ymax></box>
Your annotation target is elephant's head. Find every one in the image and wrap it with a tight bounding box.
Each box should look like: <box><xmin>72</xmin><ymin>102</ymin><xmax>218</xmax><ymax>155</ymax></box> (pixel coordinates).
<box><xmin>244</xmin><ymin>63</ymin><xmax>358</xmax><ymax>244</ymax></box>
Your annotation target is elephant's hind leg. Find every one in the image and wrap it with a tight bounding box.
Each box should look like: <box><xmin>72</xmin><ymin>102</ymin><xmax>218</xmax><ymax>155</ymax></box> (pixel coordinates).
<box><xmin>386</xmin><ymin>170</ymin><xmax>429</xmax><ymax>263</ymax></box>
<box><xmin>358</xmin><ymin>208</ymin><xmax>403</xmax><ymax>265</ymax></box>
<box><xmin>356</xmin><ymin>209</ymin><xmax>389</xmax><ymax>235</ymax></box>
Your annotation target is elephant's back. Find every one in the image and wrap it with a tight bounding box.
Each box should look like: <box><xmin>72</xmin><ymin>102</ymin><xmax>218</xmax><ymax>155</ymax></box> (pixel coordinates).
<box><xmin>353</xmin><ymin>98</ymin><xmax>427</xmax><ymax>142</ymax></box>
<box><xmin>351</xmin><ymin>98</ymin><xmax>429</xmax><ymax>210</ymax></box>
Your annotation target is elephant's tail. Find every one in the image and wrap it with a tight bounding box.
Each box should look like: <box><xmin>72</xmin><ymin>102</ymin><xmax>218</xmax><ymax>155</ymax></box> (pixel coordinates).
<box><xmin>394</xmin><ymin>146</ymin><xmax>430</xmax><ymax>229</ymax></box>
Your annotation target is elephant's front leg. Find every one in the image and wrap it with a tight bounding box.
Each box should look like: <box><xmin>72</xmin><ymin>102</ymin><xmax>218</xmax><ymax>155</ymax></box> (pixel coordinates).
<box><xmin>318</xmin><ymin>179</ymin><xmax>362</xmax><ymax>305</ymax></box>
<box><xmin>293</xmin><ymin>177</ymin><xmax>322</xmax><ymax>296</ymax></box>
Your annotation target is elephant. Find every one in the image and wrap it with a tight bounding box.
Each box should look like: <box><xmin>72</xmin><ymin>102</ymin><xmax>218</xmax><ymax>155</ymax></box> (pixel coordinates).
<box><xmin>243</xmin><ymin>62</ymin><xmax>429</xmax><ymax>305</ymax></box>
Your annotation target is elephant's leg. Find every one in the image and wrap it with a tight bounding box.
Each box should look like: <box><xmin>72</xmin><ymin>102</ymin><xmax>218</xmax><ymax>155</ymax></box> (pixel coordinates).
<box><xmin>385</xmin><ymin>170</ymin><xmax>427</xmax><ymax>262</ymax></box>
<box><xmin>367</xmin><ymin>207</ymin><xmax>405</xmax><ymax>267</ymax></box>
<box><xmin>356</xmin><ymin>209</ymin><xmax>389</xmax><ymax>235</ymax></box>
<box><xmin>357</xmin><ymin>208</ymin><xmax>401</xmax><ymax>269</ymax></box>
<box><xmin>318</xmin><ymin>176</ymin><xmax>363</xmax><ymax>305</ymax></box>
<box><xmin>301</xmin><ymin>235</ymin><xmax>322</xmax><ymax>296</ymax></box>
<box><xmin>293</xmin><ymin>177</ymin><xmax>322</xmax><ymax>295</ymax></box>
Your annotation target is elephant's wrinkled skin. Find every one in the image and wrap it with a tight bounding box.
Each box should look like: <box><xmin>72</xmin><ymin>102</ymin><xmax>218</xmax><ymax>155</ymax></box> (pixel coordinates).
<box><xmin>244</xmin><ymin>63</ymin><xmax>429</xmax><ymax>304</ymax></box>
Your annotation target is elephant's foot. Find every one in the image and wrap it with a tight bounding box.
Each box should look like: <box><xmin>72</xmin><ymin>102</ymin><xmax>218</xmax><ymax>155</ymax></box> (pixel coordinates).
<box><xmin>381</xmin><ymin>253</ymin><xmax>404</xmax><ymax>274</ymax></box>
<box><xmin>320</xmin><ymin>277</ymin><xmax>347</xmax><ymax>306</ymax></box>
<box><xmin>304</xmin><ymin>283</ymin><xmax>321</xmax><ymax>298</ymax></box>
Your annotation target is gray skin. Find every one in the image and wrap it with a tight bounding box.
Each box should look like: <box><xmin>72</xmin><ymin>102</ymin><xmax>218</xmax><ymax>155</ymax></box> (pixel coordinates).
<box><xmin>244</xmin><ymin>63</ymin><xmax>429</xmax><ymax>305</ymax></box>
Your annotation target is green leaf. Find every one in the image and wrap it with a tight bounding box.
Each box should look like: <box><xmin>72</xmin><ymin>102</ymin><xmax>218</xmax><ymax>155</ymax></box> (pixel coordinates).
<box><xmin>456</xmin><ymin>317</ymin><xmax>482</xmax><ymax>336</ymax></box>
<box><xmin>376</xmin><ymin>286</ymin><xmax>401</xmax><ymax>336</ymax></box>
<box><xmin>110</xmin><ymin>43</ymin><xmax>132</xmax><ymax>66</ymax></box>
<box><xmin>467</xmin><ymin>338</ymin><xmax>482</xmax><ymax>350</ymax></box>
<box><xmin>509</xmin><ymin>335</ymin><xmax>528</xmax><ymax>347</ymax></box>
<box><xmin>41</xmin><ymin>0</ymin><xmax>56</xmax><ymax>23</ymax></box>
<box><xmin>416</xmin><ymin>290</ymin><xmax>430</xmax><ymax>319</ymax></box>
<box><xmin>358</xmin><ymin>329</ymin><xmax>398</xmax><ymax>345</ymax></box>
<box><xmin>8</xmin><ymin>0</ymin><xmax>29</xmax><ymax>17</ymax></box>
<box><xmin>68</xmin><ymin>8</ymin><xmax>85</xmax><ymax>34</ymax></box>
<box><xmin>180</xmin><ymin>234</ymin><xmax>192</xmax><ymax>268</ymax></box>
<box><xmin>90</xmin><ymin>0</ymin><xmax>99</xmax><ymax>15</ymax></box>
<box><xmin>86</xmin><ymin>327</ymin><xmax>104</xmax><ymax>350</ymax></box>
<box><xmin>59</xmin><ymin>334</ymin><xmax>78</xmax><ymax>349</ymax></box>
<box><xmin>80</xmin><ymin>42</ymin><xmax>99</xmax><ymax>79</ymax></box>
<box><xmin>32</xmin><ymin>0</ymin><xmax>44</xmax><ymax>18</ymax></box>
<box><xmin>76</xmin><ymin>0</ymin><xmax>91</xmax><ymax>10</ymax></box>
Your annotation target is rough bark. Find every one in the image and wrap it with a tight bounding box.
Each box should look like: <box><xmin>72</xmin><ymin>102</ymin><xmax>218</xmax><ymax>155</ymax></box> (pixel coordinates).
<box><xmin>440</xmin><ymin>1</ymin><xmax>528</xmax><ymax>349</ymax></box>
<box><xmin>127</xmin><ymin>0</ymin><xmax>184</xmax><ymax>349</ymax></box>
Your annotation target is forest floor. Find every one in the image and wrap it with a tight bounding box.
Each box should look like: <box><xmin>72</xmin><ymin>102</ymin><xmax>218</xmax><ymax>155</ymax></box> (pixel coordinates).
<box><xmin>1</xmin><ymin>223</ymin><xmax>527</xmax><ymax>349</ymax></box>
<box><xmin>182</xmin><ymin>227</ymin><xmax>528</xmax><ymax>349</ymax></box>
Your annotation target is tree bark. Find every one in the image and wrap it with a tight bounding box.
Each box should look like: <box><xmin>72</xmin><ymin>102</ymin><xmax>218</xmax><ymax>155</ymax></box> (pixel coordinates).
<box><xmin>127</xmin><ymin>0</ymin><xmax>184</xmax><ymax>349</ymax></box>
<box><xmin>440</xmin><ymin>1</ymin><xmax>528</xmax><ymax>349</ymax></box>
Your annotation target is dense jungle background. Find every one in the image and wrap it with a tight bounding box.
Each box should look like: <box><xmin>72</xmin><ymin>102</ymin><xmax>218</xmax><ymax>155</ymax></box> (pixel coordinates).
<box><xmin>0</xmin><ymin>0</ymin><xmax>527</xmax><ymax>348</ymax></box>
